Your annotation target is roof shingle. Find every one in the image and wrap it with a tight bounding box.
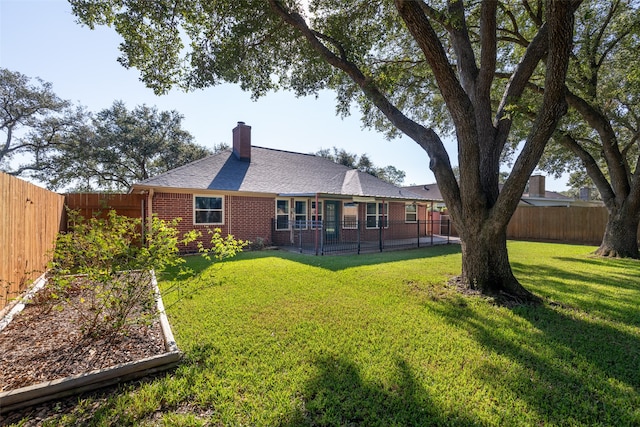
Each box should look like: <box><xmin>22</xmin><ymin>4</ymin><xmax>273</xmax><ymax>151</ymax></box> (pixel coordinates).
<box><xmin>133</xmin><ymin>146</ymin><xmax>427</xmax><ymax>201</ymax></box>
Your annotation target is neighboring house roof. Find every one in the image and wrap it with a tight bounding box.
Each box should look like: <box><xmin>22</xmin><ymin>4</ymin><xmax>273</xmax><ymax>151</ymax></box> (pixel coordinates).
<box><xmin>403</xmin><ymin>184</ymin><xmax>444</xmax><ymax>202</ymax></box>
<box><xmin>518</xmin><ymin>189</ymin><xmax>573</xmax><ymax>206</ymax></box>
<box><xmin>132</xmin><ymin>146</ymin><xmax>427</xmax><ymax>201</ymax></box>
<box><xmin>523</xmin><ymin>189</ymin><xmax>569</xmax><ymax>200</ymax></box>
<box><xmin>403</xmin><ymin>182</ymin><xmax>597</xmax><ymax>207</ymax></box>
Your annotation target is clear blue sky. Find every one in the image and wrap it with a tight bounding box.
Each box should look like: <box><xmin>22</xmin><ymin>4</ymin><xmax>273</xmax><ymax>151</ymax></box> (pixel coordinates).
<box><xmin>1</xmin><ymin>0</ymin><xmax>568</xmax><ymax>190</ymax></box>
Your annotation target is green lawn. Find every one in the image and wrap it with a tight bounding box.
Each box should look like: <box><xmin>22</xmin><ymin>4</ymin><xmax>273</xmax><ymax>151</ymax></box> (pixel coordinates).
<box><xmin>36</xmin><ymin>242</ymin><xmax>640</xmax><ymax>426</ymax></box>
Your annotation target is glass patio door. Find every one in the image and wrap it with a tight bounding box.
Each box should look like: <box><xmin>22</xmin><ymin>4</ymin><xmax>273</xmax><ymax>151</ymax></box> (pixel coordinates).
<box><xmin>325</xmin><ymin>201</ymin><xmax>339</xmax><ymax>241</ymax></box>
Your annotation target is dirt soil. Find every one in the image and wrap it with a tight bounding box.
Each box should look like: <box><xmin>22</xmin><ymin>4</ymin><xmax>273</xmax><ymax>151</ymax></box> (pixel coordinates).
<box><xmin>0</xmin><ymin>281</ymin><xmax>168</xmax><ymax>425</ymax></box>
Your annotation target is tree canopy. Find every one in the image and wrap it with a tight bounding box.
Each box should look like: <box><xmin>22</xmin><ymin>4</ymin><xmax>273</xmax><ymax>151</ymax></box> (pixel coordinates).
<box><xmin>1</xmin><ymin>70</ymin><xmax>214</xmax><ymax>191</ymax></box>
<box><xmin>34</xmin><ymin>101</ymin><xmax>213</xmax><ymax>191</ymax></box>
<box><xmin>0</xmin><ymin>68</ymin><xmax>73</xmax><ymax>174</ymax></box>
<box><xmin>70</xmin><ymin>0</ymin><xmax>578</xmax><ymax>300</ymax></box>
<box><xmin>316</xmin><ymin>146</ymin><xmax>406</xmax><ymax>185</ymax></box>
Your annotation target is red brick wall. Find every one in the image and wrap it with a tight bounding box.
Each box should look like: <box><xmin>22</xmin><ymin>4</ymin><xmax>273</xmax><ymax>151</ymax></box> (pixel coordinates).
<box><xmin>152</xmin><ymin>192</ymin><xmax>274</xmax><ymax>252</ymax></box>
<box><xmin>226</xmin><ymin>195</ymin><xmax>274</xmax><ymax>244</ymax></box>
<box><xmin>386</xmin><ymin>202</ymin><xmax>407</xmax><ymax>223</ymax></box>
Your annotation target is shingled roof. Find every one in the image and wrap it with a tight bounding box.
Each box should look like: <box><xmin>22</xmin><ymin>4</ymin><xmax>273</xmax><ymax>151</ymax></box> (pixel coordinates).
<box><xmin>404</xmin><ymin>178</ymin><xmax>576</xmax><ymax>205</ymax></box>
<box><xmin>132</xmin><ymin>146</ymin><xmax>426</xmax><ymax>201</ymax></box>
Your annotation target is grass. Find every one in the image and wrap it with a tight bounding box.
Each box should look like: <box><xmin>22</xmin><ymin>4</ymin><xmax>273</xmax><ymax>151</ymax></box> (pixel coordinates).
<box><xmin>22</xmin><ymin>241</ymin><xmax>640</xmax><ymax>426</ymax></box>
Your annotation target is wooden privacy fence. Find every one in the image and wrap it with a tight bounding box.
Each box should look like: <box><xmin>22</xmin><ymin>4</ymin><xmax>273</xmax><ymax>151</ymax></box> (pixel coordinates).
<box><xmin>0</xmin><ymin>187</ymin><xmax>145</xmax><ymax>311</ymax></box>
<box><xmin>507</xmin><ymin>205</ymin><xmax>640</xmax><ymax>245</ymax></box>
<box><xmin>63</xmin><ymin>193</ymin><xmax>145</xmax><ymax>226</ymax></box>
<box><xmin>0</xmin><ymin>173</ymin><xmax>65</xmax><ymax>311</ymax></box>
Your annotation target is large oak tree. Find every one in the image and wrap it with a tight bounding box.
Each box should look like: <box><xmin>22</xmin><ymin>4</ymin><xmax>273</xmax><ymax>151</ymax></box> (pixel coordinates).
<box><xmin>34</xmin><ymin>101</ymin><xmax>212</xmax><ymax>191</ymax></box>
<box><xmin>0</xmin><ymin>68</ymin><xmax>75</xmax><ymax>175</ymax></box>
<box><xmin>70</xmin><ymin>0</ymin><xmax>577</xmax><ymax>300</ymax></box>
<box><xmin>535</xmin><ymin>0</ymin><xmax>640</xmax><ymax>258</ymax></box>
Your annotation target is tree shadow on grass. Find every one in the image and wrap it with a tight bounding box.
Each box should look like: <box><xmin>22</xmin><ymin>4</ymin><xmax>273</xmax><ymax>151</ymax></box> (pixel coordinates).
<box><xmin>277</xmin><ymin>354</ymin><xmax>481</xmax><ymax>427</ymax></box>
<box><xmin>268</xmin><ymin>244</ymin><xmax>462</xmax><ymax>272</ymax></box>
<box><xmin>430</xmin><ymin>301</ymin><xmax>640</xmax><ymax>425</ymax></box>
<box><xmin>162</xmin><ymin>244</ymin><xmax>462</xmax><ymax>280</ymax></box>
<box><xmin>511</xmin><ymin>260</ymin><xmax>640</xmax><ymax>326</ymax></box>
<box><xmin>514</xmin><ymin>256</ymin><xmax>640</xmax><ymax>292</ymax></box>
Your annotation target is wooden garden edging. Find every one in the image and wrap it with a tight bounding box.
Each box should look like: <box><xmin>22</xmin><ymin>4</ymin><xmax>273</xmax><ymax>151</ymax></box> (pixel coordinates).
<box><xmin>0</xmin><ymin>271</ymin><xmax>181</xmax><ymax>414</ymax></box>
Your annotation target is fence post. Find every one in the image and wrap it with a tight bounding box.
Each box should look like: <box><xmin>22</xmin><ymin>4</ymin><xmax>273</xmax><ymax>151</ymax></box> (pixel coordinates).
<box><xmin>417</xmin><ymin>219</ymin><xmax>421</xmax><ymax>248</ymax></box>
<box><xmin>447</xmin><ymin>219</ymin><xmax>450</xmax><ymax>244</ymax></box>
<box><xmin>431</xmin><ymin>219</ymin><xmax>434</xmax><ymax>245</ymax></box>
<box><xmin>357</xmin><ymin>220</ymin><xmax>361</xmax><ymax>254</ymax></box>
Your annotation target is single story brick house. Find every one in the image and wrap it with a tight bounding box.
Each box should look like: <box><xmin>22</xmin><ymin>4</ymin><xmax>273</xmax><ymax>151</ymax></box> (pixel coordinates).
<box><xmin>130</xmin><ymin>122</ymin><xmax>434</xmax><ymax>252</ymax></box>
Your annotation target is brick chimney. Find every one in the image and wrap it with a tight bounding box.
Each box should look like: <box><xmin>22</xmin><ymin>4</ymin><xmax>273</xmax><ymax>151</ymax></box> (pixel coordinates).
<box><xmin>579</xmin><ymin>187</ymin><xmax>592</xmax><ymax>201</ymax></box>
<box><xmin>528</xmin><ymin>174</ymin><xmax>545</xmax><ymax>198</ymax></box>
<box><xmin>232</xmin><ymin>121</ymin><xmax>251</xmax><ymax>161</ymax></box>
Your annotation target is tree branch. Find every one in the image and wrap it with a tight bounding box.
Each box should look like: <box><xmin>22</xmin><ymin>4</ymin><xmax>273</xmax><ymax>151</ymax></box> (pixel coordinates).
<box><xmin>593</xmin><ymin>0</ymin><xmax>621</xmax><ymax>68</ymax></box>
<box><xmin>497</xmin><ymin>4</ymin><xmax>530</xmax><ymax>47</ymax></box>
<box><xmin>446</xmin><ymin>0</ymin><xmax>479</xmax><ymax>95</ymax></box>
<box><xmin>523</xmin><ymin>0</ymin><xmax>544</xmax><ymax>27</ymax></box>
<box><xmin>557</xmin><ymin>131</ymin><xmax>616</xmax><ymax>204</ymax></box>
<box><xmin>311</xmin><ymin>30</ymin><xmax>348</xmax><ymax>61</ymax></box>
<box><xmin>418</xmin><ymin>3</ymin><xmax>450</xmax><ymax>30</ymax></box>
<box><xmin>565</xmin><ymin>89</ymin><xmax>630</xmax><ymax>199</ymax></box>
<box><xmin>494</xmin><ymin>22</ymin><xmax>548</xmax><ymax>147</ymax></box>
<box><xmin>494</xmin><ymin>0</ymin><xmax>576</xmax><ymax>226</ymax></box>
<box><xmin>268</xmin><ymin>0</ymin><xmax>461</xmax><ymax>218</ymax></box>
<box><xmin>478</xmin><ymin>0</ymin><xmax>497</xmax><ymax>102</ymax></box>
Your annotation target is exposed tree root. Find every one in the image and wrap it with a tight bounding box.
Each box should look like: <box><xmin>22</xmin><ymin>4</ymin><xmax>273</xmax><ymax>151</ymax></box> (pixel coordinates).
<box><xmin>448</xmin><ymin>276</ymin><xmax>542</xmax><ymax>308</ymax></box>
<box><xmin>594</xmin><ymin>246</ymin><xmax>640</xmax><ymax>259</ymax></box>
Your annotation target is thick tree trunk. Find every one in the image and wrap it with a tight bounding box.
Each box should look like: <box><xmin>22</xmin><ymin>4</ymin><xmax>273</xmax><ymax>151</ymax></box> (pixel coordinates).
<box><xmin>595</xmin><ymin>208</ymin><xmax>640</xmax><ymax>258</ymax></box>
<box><xmin>457</xmin><ymin>221</ymin><xmax>541</xmax><ymax>303</ymax></box>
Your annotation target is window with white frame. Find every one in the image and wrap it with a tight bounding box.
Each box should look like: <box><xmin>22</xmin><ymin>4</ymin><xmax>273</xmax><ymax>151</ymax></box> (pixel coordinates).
<box><xmin>276</xmin><ymin>199</ymin><xmax>290</xmax><ymax>230</ymax></box>
<box><xmin>311</xmin><ymin>201</ymin><xmax>322</xmax><ymax>228</ymax></box>
<box><xmin>294</xmin><ymin>200</ymin><xmax>307</xmax><ymax>229</ymax></box>
<box><xmin>366</xmin><ymin>202</ymin><xmax>389</xmax><ymax>229</ymax></box>
<box><xmin>194</xmin><ymin>195</ymin><xmax>224</xmax><ymax>225</ymax></box>
<box><xmin>343</xmin><ymin>202</ymin><xmax>358</xmax><ymax>229</ymax></box>
<box><xmin>405</xmin><ymin>203</ymin><xmax>417</xmax><ymax>223</ymax></box>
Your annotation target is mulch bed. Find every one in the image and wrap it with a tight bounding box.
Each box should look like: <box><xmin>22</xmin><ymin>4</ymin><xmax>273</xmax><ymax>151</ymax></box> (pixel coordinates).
<box><xmin>0</xmin><ymin>278</ymin><xmax>168</xmax><ymax>424</ymax></box>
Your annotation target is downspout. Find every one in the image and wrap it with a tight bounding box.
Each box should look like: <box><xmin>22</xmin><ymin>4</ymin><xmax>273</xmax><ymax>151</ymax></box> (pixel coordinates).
<box><xmin>289</xmin><ymin>197</ymin><xmax>294</xmax><ymax>245</ymax></box>
<box><xmin>227</xmin><ymin>195</ymin><xmax>231</xmax><ymax>237</ymax></box>
<box><xmin>141</xmin><ymin>196</ymin><xmax>146</xmax><ymax>244</ymax></box>
<box><xmin>416</xmin><ymin>202</ymin><xmax>420</xmax><ymax>248</ymax></box>
<box><xmin>380</xmin><ymin>198</ymin><xmax>386</xmax><ymax>252</ymax></box>
<box><xmin>147</xmin><ymin>188</ymin><xmax>154</xmax><ymax>238</ymax></box>
<box><xmin>315</xmin><ymin>193</ymin><xmax>319</xmax><ymax>255</ymax></box>
<box><xmin>430</xmin><ymin>200</ymin><xmax>434</xmax><ymax>245</ymax></box>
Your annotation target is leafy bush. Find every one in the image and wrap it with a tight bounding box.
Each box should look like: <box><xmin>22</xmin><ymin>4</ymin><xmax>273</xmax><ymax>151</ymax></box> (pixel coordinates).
<box><xmin>198</xmin><ymin>227</ymin><xmax>248</xmax><ymax>260</ymax></box>
<box><xmin>46</xmin><ymin>210</ymin><xmax>245</xmax><ymax>338</ymax></box>
<box><xmin>247</xmin><ymin>237</ymin><xmax>267</xmax><ymax>251</ymax></box>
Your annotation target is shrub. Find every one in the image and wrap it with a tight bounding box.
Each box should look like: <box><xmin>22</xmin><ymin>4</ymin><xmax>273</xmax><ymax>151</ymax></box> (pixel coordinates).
<box><xmin>46</xmin><ymin>210</ymin><xmax>248</xmax><ymax>338</ymax></box>
<box><xmin>247</xmin><ymin>237</ymin><xmax>267</xmax><ymax>251</ymax></box>
<box><xmin>198</xmin><ymin>228</ymin><xmax>248</xmax><ymax>260</ymax></box>
<box><xmin>46</xmin><ymin>210</ymin><xmax>198</xmax><ymax>338</ymax></box>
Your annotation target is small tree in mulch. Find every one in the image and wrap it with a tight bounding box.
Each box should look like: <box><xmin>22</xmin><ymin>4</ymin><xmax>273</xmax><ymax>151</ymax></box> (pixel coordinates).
<box><xmin>46</xmin><ymin>210</ymin><xmax>246</xmax><ymax>338</ymax></box>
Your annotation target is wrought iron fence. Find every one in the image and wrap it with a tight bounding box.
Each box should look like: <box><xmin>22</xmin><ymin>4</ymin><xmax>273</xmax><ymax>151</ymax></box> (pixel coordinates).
<box><xmin>274</xmin><ymin>218</ymin><xmax>454</xmax><ymax>255</ymax></box>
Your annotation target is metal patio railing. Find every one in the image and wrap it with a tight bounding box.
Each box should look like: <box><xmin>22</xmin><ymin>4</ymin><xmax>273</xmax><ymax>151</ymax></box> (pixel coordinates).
<box><xmin>273</xmin><ymin>219</ymin><xmax>455</xmax><ymax>255</ymax></box>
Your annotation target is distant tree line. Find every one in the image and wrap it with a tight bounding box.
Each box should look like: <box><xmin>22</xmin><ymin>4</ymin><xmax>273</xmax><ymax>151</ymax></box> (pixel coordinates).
<box><xmin>0</xmin><ymin>68</ymin><xmax>215</xmax><ymax>191</ymax></box>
